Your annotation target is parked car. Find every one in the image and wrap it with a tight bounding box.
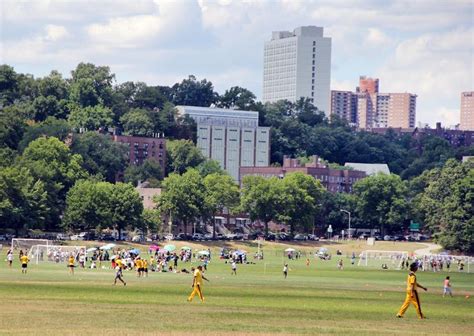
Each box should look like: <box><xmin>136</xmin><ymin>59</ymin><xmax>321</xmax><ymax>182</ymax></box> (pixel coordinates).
<box><xmin>233</xmin><ymin>233</ymin><xmax>245</xmax><ymax>241</ymax></box>
<box><xmin>56</xmin><ymin>233</ymin><xmax>70</xmax><ymax>240</ymax></box>
<box><xmin>70</xmin><ymin>235</ymin><xmax>84</xmax><ymax>241</ymax></box>
<box><xmin>293</xmin><ymin>234</ymin><xmax>308</xmax><ymax>241</ymax></box>
<box><xmin>99</xmin><ymin>234</ymin><xmax>116</xmax><ymax>241</ymax></box>
<box><xmin>307</xmin><ymin>234</ymin><xmax>319</xmax><ymax>241</ymax></box>
<box><xmin>215</xmin><ymin>233</ymin><xmax>226</xmax><ymax>240</ymax></box>
<box><xmin>204</xmin><ymin>233</ymin><xmax>214</xmax><ymax>241</ymax></box>
<box><xmin>278</xmin><ymin>233</ymin><xmax>293</xmax><ymax>241</ymax></box>
<box><xmin>192</xmin><ymin>233</ymin><xmax>205</xmax><ymax>241</ymax></box>
<box><xmin>174</xmin><ymin>233</ymin><xmax>192</xmax><ymax>241</ymax></box>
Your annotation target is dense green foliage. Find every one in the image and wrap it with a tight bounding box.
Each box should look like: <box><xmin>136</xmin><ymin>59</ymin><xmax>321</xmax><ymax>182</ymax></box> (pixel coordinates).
<box><xmin>0</xmin><ymin>63</ymin><xmax>472</xmax><ymax>253</ymax></box>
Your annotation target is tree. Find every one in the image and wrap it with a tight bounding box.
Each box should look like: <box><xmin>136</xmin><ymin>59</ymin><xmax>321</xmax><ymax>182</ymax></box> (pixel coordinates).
<box><xmin>21</xmin><ymin>137</ymin><xmax>88</xmax><ymax>229</ymax></box>
<box><xmin>19</xmin><ymin>117</ymin><xmax>72</xmax><ymax>151</ymax></box>
<box><xmin>0</xmin><ymin>166</ymin><xmax>48</xmax><ymax>235</ymax></box>
<box><xmin>240</xmin><ymin>176</ymin><xmax>286</xmax><ymax>235</ymax></box>
<box><xmin>156</xmin><ymin>169</ymin><xmax>205</xmax><ymax>235</ymax></box>
<box><xmin>203</xmin><ymin>173</ymin><xmax>240</xmax><ymax>238</ymax></box>
<box><xmin>63</xmin><ymin>180</ymin><xmax>143</xmax><ymax>236</ymax></box>
<box><xmin>0</xmin><ymin>106</ymin><xmax>28</xmax><ymax>149</ymax></box>
<box><xmin>278</xmin><ymin>173</ymin><xmax>325</xmax><ymax>234</ymax></box>
<box><xmin>120</xmin><ymin>108</ymin><xmax>154</xmax><ymax>136</ymax></box>
<box><xmin>63</xmin><ymin>180</ymin><xmax>113</xmax><ymax>232</ymax></box>
<box><xmin>416</xmin><ymin>159</ymin><xmax>473</xmax><ymax>253</ymax></box>
<box><xmin>353</xmin><ymin>173</ymin><xmax>409</xmax><ymax>235</ymax></box>
<box><xmin>197</xmin><ymin>159</ymin><xmax>224</xmax><ymax>177</ymax></box>
<box><xmin>142</xmin><ymin>209</ymin><xmax>162</xmax><ymax>233</ymax></box>
<box><xmin>69</xmin><ymin>63</ymin><xmax>115</xmax><ymax>107</ymax></box>
<box><xmin>109</xmin><ymin>183</ymin><xmax>144</xmax><ymax>239</ymax></box>
<box><xmin>70</xmin><ymin>132</ymin><xmax>128</xmax><ymax>182</ymax></box>
<box><xmin>124</xmin><ymin>159</ymin><xmax>164</xmax><ymax>186</ymax></box>
<box><xmin>217</xmin><ymin>86</ymin><xmax>256</xmax><ymax>110</ymax></box>
<box><xmin>166</xmin><ymin>139</ymin><xmax>205</xmax><ymax>174</ymax></box>
<box><xmin>37</xmin><ymin>70</ymin><xmax>68</xmax><ymax>100</ymax></box>
<box><xmin>170</xmin><ymin>75</ymin><xmax>217</xmax><ymax>107</ymax></box>
<box><xmin>0</xmin><ymin>64</ymin><xmax>19</xmax><ymax>106</ymax></box>
<box><xmin>68</xmin><ymin>105</ymin><xmax>113</xmax><ymax>131</ymax></box>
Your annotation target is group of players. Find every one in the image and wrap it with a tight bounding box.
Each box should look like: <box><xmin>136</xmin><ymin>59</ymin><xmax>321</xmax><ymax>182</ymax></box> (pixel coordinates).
<box><xmin>5</xmin><ymin>247</ymin><xmax>460</xmax><ymax>317</ymax></box>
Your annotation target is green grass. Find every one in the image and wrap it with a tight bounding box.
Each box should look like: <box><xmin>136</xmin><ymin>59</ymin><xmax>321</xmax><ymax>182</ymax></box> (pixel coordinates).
<box><xmin>0</xmin><ymin>242</ymin><xmax>472</xmax><ymax>335</ymax></box>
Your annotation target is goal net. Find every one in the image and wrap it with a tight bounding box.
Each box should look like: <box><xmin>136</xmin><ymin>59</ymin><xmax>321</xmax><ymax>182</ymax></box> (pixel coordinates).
<box><xmin>28</xmin><ymin>245</ymin><xmax>86</xmax><ymax>264</ymax></box>
<box><xmin>416</xmin><ymin>254</ymin><xmax>473</xmax><ymax>273</ymax></box>
<box><xmin>11</xmin><ymin>238</ymin><xmax>50</xmax><ymax>253</ymax></box>
<box><xmin>358</xmin><ymin>250</ymin><xmax>409</xmax><ymax>269</ymax></box>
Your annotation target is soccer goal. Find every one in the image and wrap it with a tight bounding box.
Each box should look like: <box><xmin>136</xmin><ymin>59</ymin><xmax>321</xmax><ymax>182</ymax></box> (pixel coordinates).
<box><xmin>416</xmin><ymin>254</ymin><xmax>474</xmax><ymax>273</ymax></box>
<box><xmin>11</xmin><ymin>238</ymin><xmax>50</xmax><ymax>253</ymax></box>
<box><xmin>28</xmin><ymin>245</ymin><xmax>86</xmax><ymax>264</ymax></box>
<box><xmin>358</xmin><ymin>250</ymin><xmax>409</xmax><ymax>268</ymax></box>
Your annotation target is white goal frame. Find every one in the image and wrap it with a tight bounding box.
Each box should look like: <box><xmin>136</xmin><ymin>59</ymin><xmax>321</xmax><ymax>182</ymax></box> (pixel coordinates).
<box><xmin>358</xmin><ymin>250</ymin><xmax>409</xmax><ymax>267</ymax></box>
<box><xmin>28</xmin><ymin>244</ymin><xmax>86</xmax><ymax>265</ymax></box>
<box><xmin>416</xmin><ymin>254</ymin><xmax>473</xmax><ymax>273</ymax></box>
<box><xmin>11</xmin><ymin>238</ymin><xmax>49</xmax><ymax>252</ymax></box>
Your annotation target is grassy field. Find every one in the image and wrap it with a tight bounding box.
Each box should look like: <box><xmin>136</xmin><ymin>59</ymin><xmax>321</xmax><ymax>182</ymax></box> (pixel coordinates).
<box><xmin>0</xmin><ymin>241</ymin><xmax>472</xmax><ymax>335</ymax></box>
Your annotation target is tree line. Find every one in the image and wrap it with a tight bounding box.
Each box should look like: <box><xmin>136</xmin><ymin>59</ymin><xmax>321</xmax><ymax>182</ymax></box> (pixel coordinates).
<box><xmin>0</xmin><ymin>63</ymin><xmax>473</xmax><ymax>252</ymax></box>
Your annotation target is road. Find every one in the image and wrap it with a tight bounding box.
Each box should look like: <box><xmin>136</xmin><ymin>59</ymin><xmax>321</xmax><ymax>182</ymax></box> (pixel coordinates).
<box><xmin>414</xmin><ymin>242</ymin><xmax>442</xmax><ymax>255</ymax></box>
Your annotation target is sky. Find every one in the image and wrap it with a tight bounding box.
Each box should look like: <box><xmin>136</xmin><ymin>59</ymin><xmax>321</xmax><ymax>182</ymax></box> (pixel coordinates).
<box><xmin>0</xmin><ymin>0</ymin><xmax>473</xmax><ymax>127</ymax></box>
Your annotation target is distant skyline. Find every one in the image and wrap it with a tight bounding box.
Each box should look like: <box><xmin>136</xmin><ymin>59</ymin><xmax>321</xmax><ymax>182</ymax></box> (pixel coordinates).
<box><xmin>1</xmin><ymin>0</ymin><xmax>473</xmax><ymax>127</ymax></box>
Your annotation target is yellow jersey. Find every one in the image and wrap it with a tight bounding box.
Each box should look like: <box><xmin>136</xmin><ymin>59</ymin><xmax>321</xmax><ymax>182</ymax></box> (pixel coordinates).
<box><xmin>406</xmin><ymin>272</ymin><xmax>417</xmax><ymax>292</ymax></box>
<box><xmin>68</xmin><ymin>256</ymin><xmax>75</xmax><ymax>266</ymax></box>
<box><xmin>135</xmin><ymin>259</ymin><xmax>143</xmax><ymax>268</ymax></box>
<box><xmin>116</xmin><ymin>259</ymin><xmax>123</xmax><ymax>268</ymax></box>
<box><xmin>143</xmin><ymin>260</ymin><xmax>148</xmax><ymax>269</ymax></box>
<box><xmin>20</xmin><ymin>255</ymin><xmax>29</xmax><ymax>265</ymax></box>
<box><xmin>193</xmin><ymin>268</ymin><xmax>203</xmax><ymax>286</ymax></box>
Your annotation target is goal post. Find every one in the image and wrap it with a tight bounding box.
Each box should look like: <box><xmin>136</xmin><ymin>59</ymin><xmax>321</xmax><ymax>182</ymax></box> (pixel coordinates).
<box><xmin>11</xmin><ymin>238</ymin><xmax>49</xmax><ymax>252</ymax></box>
<box><xmin>358</xmin><ymin>250</ymin><xmax>409</xmax><ymax>268</ymax></box>
<box><xmin>28</xmin><ymin>245</ymin><xmax>86</xmax><ymax>265</ymax></box>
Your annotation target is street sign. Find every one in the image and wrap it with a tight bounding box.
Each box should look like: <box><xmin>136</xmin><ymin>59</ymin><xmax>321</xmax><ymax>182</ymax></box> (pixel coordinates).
<box><xmin>327</xmin><ymin>225</ymin><xmax>333</xmax><ymax>233</ymax></box>
<box><xmin>410</xmin><ymin>221</ymin><xmax>420</xmax><ymax>231</ymax></box>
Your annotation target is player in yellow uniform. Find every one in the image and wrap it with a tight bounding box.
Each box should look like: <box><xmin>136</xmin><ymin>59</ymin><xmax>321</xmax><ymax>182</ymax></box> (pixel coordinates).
<box><xmin>20</xmin><ymin>255</ymin><xmax>29</xmax><ymax>274</ymax></box>
<box><xmin>187</xmin><ymin>265</ymin><xmax>209</xmax><ymax>302</ymax></box>
<box><xmin>397</xmin><ymin>262</ymin><xmax>427</xmax><ymax>319</ymax></box>
<box><xmin>143</xmin><ymin>259</ymin><xmax>148</xmax><ymax>277</ymax></box>
<box><xmin>113</xmin><ymin>258</ymin><xmax>126</xmax><ymax>286</ymax></box>
<box><xmin>135</xmin><ymin>258</ymin><xmax>143</xmax><ymax>277</ymax></box>
<box><xmin>68</xmin><ymin>255</ymin><xmax>75</xmax><ymax>275</ymax></box>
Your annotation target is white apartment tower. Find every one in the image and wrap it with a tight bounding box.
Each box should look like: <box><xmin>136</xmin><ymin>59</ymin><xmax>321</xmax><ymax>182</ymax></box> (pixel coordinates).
<box><xmin>263</xmin><ymin>26</ymin><xmax>332</xmax><ymax>115</ymax></box>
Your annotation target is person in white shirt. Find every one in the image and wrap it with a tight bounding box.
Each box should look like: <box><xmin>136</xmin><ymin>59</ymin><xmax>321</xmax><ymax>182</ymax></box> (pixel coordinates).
<box><xmin>283</xmin><ymin>264</ymin><xmax>288</xmax><ymax>278</ymax></box>
<box><xmin>231</xmin><ymin>261</ymin><xmax>237</xmax><ymax>275</ymax></box>
<box><xmin>7</xmin><ymin>250</ymin><xmax>13</xmax><ymax>268</ymax></box>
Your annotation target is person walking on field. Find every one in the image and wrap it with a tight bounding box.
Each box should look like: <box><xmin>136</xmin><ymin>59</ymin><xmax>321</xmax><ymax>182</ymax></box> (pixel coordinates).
<box><xmin>443</xmin><ymin>276</ymin><xmax>453</xmax><ymax>297</ymax></box>
<box><xmin>113</xmin><ymin>259</ymin><xmax>126</xmax><ymax>286</ymax></box>
<box><xmin>283</xmin><ymin>264</ymin><xmax>288</xmax><ymax>279</ymax></box>
<box><xmin>397</xmin><ymin>262</ymin><xmax>427</xmax><ymax>319</ymax></box>
<box><xmin>68</xmin><ymin>254</ymin><xmax>75</xmax><ymax>275</ymax></box>
<box><xmin>231</xmin><ymin>260</ymin><xmax>237</xmax><ymax>275</ymax></box>
<box><xmin>7</xmin><ymin>250</ymin><xmax>13</xmax><ymax>268</ymax></box>
<box><xmin>188</xmin><ymin>265</ymin><xmax>209</xmax><ymax>303</ymax></box>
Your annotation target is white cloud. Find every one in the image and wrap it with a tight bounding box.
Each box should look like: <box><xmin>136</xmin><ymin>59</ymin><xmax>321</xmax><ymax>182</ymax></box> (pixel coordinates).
<box><xmin>377</xmin><ymin>28</ymin><xmax>474</xmax><ymax>125</ymax></box>
<box><xmin>45</xmin><ymin>24</ymin><xmax>69</xmax><ymax>41</ymax></box>
<box><xmin>365</xmin><ymin>28</ymin><xmax>390</xmax><ymax>46</ymax></box>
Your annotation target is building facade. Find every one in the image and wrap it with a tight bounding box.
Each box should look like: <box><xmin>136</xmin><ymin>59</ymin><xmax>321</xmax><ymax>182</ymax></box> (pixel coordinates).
<box><xmin>112</xmin><ymin>135</ymin><xmax>166</xmax><ymax>173</ymax></box>
<box><xmin>331</xmin><ymin>76</ymin><xmax>416</xmax><ymax>129</ymax></box>
<box><xmin>177</xmin><ymin>106</ymin><xmax>270</xmax><ymax>181</ymax></box>
<box><xmin>263</xmin><ymin>26</ymin><xmax>332</xmax><ymax>115</ymax></box>
<box><xmin>239</xmin><ymin>156</ymin><xmax>366</xmax><ymax>193</ymax></box>
<box><xmin>460</xmin><ymin>91</ymin><xmax>474</xmax><ymax>130</ymax></box>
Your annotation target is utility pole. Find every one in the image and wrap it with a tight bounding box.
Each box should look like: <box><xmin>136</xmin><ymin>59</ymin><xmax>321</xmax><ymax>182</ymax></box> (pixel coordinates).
<box><xmin>340</xmin><ymin>209</ymin><xmax>351</xmax><ymax>239</ymax></box>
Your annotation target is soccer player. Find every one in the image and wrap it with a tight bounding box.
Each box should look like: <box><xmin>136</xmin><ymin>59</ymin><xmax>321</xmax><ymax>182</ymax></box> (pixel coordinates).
<box><xmin>283</xmin><ymin>263</ymin><xmax>288</xmax><ymax>278</ymax></box>
<box><xmin>231</xmin><ymin>260</ymin><xmax>237</xmax><ymax>275</ymax></box>
<box><xmin>7</xmin><ymin>250</ymin><xmax>13</xmax><ymax>268</ymax></box>
<box><xmin>187</xmin><ymin>265</ymin><xmax>209</xmax><ymax>302</ymax></box>
<box><xmin>143</xmin><ymin>258</ymin><xmax>148</xmax><ymax>277</ymax></box>
<box><xmin>135</xmin><ymin>257</ymin><xmax>143</xmax><ymax>277</ymax></box>
<box><xmin>443</xmin><ymin>276</ymin><xmax>453</xmax><ymax>297</ymax></box>
<box><xmin>397</xmin><ymin>262</ymin><xmax>427</xmax><ymax>319</ymax></box>
<box><xmin>113</xmin><ymin>259</ymin><xmax>126</xmax><ymax>286</ymax></box>
<box><xmin>68</xmin><ymin>254</ymin><xmax>75</xmax><ymax>275</ymax></box>
<box><xmin>20</xmin><ymin>254</ymin><xmax>29</xmax><ymax>274</ymax></box>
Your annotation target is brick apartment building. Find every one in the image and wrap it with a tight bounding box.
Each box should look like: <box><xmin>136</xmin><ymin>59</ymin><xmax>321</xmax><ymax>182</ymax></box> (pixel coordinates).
<box><xmin>239</xmin><ymin>156</ymin><xmax>366</xmax><ymax>193</ymax></box>
<box><xmin>112</xmin><ymin>135</ymin><xmax>166</xmax><ymax>173</ymax></box>
<box><xmin>371</xmin><ymin>122</ymin><xmax>474</xmax><ymax>148</ymax></box>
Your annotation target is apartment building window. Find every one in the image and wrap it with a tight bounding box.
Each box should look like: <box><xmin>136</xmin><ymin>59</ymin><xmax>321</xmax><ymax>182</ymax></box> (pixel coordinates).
<box><xmin>312</xmin><ymin>73</ymin><xmax>315</xmax><ymax>78</ymax></box>
<box><xmin>313</xmin><ymin>47</ymin><xmax>315</xmax><ymax>52</ymax></box>
<box><xmin>313</xmin><ymin>41</ymin><xmax>316</xmax><ymax>46</ymax></box>
<box><xmin>312</xmin><ymin>79</ymin><xmax>314</xmax><ymax>84</ymax></box>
